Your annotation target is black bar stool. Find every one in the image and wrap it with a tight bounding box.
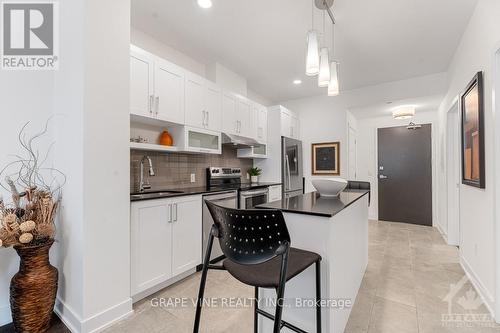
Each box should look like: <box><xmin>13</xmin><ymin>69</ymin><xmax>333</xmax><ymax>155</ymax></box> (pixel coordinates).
<box><xmin>193</xmin><ymin>201</ymin><xmax>322</xmax><ymax>333</ymax></box>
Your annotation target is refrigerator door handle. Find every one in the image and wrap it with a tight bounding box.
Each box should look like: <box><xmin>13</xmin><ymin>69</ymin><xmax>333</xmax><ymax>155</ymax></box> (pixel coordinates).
<box><xmin>285</xmin><ymin>154</ymin><xmax>292</xmax><ymax>190</ymax></box>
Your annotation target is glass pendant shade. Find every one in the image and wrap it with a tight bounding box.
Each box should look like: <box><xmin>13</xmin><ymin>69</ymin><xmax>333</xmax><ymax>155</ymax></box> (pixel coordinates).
<box><xmin>328</xmin><ymin>61</ymin><xmax>339</xmax><ymax>96</ymax></box>
<box><xmin>318</xmin><ymin>48</ymin><xmax>330</xmax><ymax>87</ymax></box>
<box><xmin>306</xmin><ymin>30</ymin><xmax>320</xmax><ymax>76</ymax></box>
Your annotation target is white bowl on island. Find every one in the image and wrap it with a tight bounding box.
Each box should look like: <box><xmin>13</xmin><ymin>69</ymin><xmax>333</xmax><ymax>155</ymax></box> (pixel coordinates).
<box><xmin>311</xmin><ymin>178</ymin><xmax>348</xmax><ymax>197</ymax></box>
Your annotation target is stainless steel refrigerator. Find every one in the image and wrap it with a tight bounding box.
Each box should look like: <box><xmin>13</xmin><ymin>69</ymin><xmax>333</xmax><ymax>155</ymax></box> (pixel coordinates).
<box><xmin>282</xmin><ymin>136</ymin><xmax>303</xmax><ymax>199</ymax></box>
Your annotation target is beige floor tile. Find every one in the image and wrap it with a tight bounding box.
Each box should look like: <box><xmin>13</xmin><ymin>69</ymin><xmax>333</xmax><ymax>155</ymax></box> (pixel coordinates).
<box><xmin>368</xmin><ymin>297</ymin><xmax>418</xmax><ymax>333</ymax></box>
<box><xmin>345</xmin><ymin>291</ymin><xmax>375</xmax><ymax>333</ymax></box>
<box><xmin>376</xmin><ymin>276</ymin><xmax>416</xmax><ymax>307</ymax></box>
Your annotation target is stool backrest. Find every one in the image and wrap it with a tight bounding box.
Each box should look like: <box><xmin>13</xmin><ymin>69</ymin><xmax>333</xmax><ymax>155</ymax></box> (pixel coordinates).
<box><xmin>205</xmin><ymin>201</ymin><xmax>291</xmax><ymax>265</ymax></box>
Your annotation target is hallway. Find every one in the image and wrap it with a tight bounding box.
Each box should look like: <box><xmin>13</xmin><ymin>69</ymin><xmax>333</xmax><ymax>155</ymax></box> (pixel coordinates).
<box><xmin>346</xmin><ymin>220</ymin><xmax>499</xmax><ymax>333</ymax></box>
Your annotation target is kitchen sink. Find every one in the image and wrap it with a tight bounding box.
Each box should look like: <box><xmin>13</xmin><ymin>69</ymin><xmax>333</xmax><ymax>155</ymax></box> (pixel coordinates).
<box><xmin>130</xmin><ymin>191</ymin><xmax>184</xmax><ymax>201</ymax></box>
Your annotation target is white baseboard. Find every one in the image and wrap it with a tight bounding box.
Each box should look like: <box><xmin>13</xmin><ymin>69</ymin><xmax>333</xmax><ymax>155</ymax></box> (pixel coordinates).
<box><xmin>460</xmin><ymin>255</ymin><xmax>495</xmax><ymax>317</ymax></box>
<box><xmin>0</xmin><ymin>304</ymin><xmax>11</xmax><ymax>327</ymax></box>
<box><xmin>55</xmin><ymin>297</ymin><xmax>133</xmax><ymax>333</ymax></box>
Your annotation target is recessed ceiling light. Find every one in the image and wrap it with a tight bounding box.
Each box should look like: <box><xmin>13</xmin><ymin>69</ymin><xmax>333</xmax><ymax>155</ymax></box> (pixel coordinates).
<box><xmin>197</xmin><ymin>0</ymin><xmax>212</xmax><ymax>9</ymax></box>
<box><xmin>293</xmin><ymin>79</ymin><xmax>302</xmax><ymax>85</ymax></box>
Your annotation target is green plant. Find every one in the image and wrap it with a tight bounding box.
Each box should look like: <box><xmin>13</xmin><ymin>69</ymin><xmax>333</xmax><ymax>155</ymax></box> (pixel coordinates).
<box><xmin>248</xmin><ymin>167</ymin><xmax>262</xmax><ymax>177</ymax></box>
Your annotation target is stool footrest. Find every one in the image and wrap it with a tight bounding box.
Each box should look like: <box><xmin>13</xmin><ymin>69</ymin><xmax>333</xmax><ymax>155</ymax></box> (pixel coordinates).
<box><xmin>255</xmin><ymin>308</ymin><xmax>308</xmax><ymax>333</ymax></box>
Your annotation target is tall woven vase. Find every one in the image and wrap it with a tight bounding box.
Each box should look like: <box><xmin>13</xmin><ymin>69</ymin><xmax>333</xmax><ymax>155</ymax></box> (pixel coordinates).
<box><xmin>10</xmin><ymin>239</ymin><xmax>58</xmax><ymax>333</ymax></box>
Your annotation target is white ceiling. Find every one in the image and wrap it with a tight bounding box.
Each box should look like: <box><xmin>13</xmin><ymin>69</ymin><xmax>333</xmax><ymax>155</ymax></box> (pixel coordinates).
<box><xmin>131</xmin><ymin>0</ymin><xmax>478</xmax><ymax>103</ymax></box>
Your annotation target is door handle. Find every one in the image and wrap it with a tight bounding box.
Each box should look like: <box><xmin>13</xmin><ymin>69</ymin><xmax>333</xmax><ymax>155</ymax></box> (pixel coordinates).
<box><xmin>285</xmin><ymin>155</ymin><xmax>291</xmax><ymax>190</ymax></box>
<box><xmin>379</xmin><ymin>175</ymin><xmax>388</xmax><ymax>179</ymax></box>
<box><xmin>206</xmin><ymin>111</ymin><xmax>209</xmax><ymax>127</ymax></box>
<box><xmin>173</xmin><ymin>203</ymin><xmax>178</xmax><ymax>222</ymax></box>
<box><xmin>168</xmin><ymin>204</ymin><xmax>173</xmax><ymax>223</ymax></box>
<box><xmin>202</xmin><ymin>110</ymin><xmax>206</xmax><ymax>127</ymax></box>
<box><xmin>155</xmin><ymin>96</ymin><xmax>160</xmax><ymax>116</ymax></box>
<box><xmin>149</xmin><ymin>95</ymin><xmax>154</xmax><ymax>115</ymax></box>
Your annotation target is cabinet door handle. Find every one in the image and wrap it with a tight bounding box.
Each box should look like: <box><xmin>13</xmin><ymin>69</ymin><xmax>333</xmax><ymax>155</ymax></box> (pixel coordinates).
<box><xmin>174</xmin><ymin>203</ymin><xmax>178</xmax><ymax>222</ymax></box>
<box><xmin>206</xmin><ymin>112</ymin><xmax>209</xmax><ymax>127</ymax></box>
<box><xmin>168</xmin><ymin>204</ymin><xmax>173</xmax><ymax>223</ymax></box>
<box><xmin>202</xmin><ymin>110</ymin><xmax>206</xmax><ymax>127</ymax></box>
<box><xmin>149</xmin><ymin>95</ymin><xmax>154</xmax><ymax>114</ymax></box>
<box><xmin>155</xmin><ymin>96</ymin><xmax>160</xmax><ymax>116</ymax></box>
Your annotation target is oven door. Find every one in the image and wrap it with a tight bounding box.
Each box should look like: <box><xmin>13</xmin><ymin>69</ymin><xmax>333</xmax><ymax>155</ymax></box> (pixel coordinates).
<box><xmin>240</xmin><ymin>189</ymin><xmax>269</xmax><ymax>209</ymax></box>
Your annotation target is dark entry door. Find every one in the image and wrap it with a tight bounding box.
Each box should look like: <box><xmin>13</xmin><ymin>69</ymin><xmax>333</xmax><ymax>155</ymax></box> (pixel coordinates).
<box><xmin>378</xmin><ymin>124</ymin><xmax>432</xmax><ymax>226</ymax></box>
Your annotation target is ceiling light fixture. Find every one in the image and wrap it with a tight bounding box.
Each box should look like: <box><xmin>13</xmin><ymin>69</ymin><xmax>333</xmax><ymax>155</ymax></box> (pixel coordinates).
<box><xmin>293</xmin><ymin>79</ymin><xmax>302</xmax><ymax>85</ymax></box>
<box><xmin>393</xmin><ymin>106</ymin><xmax>416</xmax><ymax>120</ymax></box>
<box><xmin>197</xmin><ymin>0</ymin><xmax>212</xmax><ymax>9</ymax></box>
<box><xmin>306</xmin><ymin>0</ymin><xmax>340</xmax><ymax>95</ymax></box>
<box><xmin>305</xmin><ymin>0</ymin><xmax>319</xmax><ymax>76</ymax></box>
<box><xmin>318</xmin><ymin>47</ymin><xmax>330</xmax><ymax>87</ymax></box>
<box><xmin>328</xmin><ymin>61</ymin><xmax>339</xmax><ymax>96</ymax></box>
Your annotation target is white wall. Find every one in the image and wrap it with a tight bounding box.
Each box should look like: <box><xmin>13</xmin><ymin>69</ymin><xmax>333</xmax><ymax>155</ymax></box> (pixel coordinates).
<box><xmin>283</xmin><ymin>96</ymin><xmax>348</xmax><ymax>193</ymax></box>
<box><xmin>357</xmin><ymin>112</ymin><xmax>438</xmax><ymax>221</ymax></box>
<box><xmin>436</xmin><ymin>0</ymin><xmax>500</xmax><ymax>316</ymax></box>
<box><xmin>131</xmin><ymin>27</ymin><xmax>206</xmax><ymax>77</ymax></box>
<box><xmin>281</xmin><ymin>74</ymin><xmax>447</xmax><ymax>194</ymax></box>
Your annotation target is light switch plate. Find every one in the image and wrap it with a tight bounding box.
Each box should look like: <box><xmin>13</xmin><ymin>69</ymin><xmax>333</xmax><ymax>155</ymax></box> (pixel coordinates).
<box><xmin>190</xmin><ymin>174</ymin><xmax>196</xmax><ymax>183</ymax></box>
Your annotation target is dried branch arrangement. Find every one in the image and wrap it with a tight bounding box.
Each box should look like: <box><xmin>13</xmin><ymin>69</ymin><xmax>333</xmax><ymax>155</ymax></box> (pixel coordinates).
<box><xmin>0</xmin><ymin>120</ymin><xmax>65</xmax><ymax>248</ymax></box>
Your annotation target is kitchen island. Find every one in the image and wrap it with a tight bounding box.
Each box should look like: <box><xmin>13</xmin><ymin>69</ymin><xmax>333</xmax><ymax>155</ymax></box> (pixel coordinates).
<box><xmin>256</xmin><ymin>189</ymin><xmax>369</xmax><ymax>333</ymax></box>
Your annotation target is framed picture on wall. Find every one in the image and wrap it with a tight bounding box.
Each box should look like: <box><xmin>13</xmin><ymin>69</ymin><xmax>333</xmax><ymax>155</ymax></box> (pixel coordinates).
<box><xmin>312</xmin><ymin>142</ymin><xmax>340</xmax><ymax>175</ymax></box>
<box><xmin>461</xmin><ymin>71</ymin><xmax>485</xmax><ymax>188</ymax></box>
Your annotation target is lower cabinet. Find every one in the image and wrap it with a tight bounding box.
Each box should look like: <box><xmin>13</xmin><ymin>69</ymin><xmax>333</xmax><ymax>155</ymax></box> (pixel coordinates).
<box><xmin>131</xmin><ymin>195</ymin><xmax>202</xmax><ymax>296</ymax></box>
<box><xmin>268</xmin><ymin>185</ymin><xmax>282</xmax><ymax>202</ymax></box>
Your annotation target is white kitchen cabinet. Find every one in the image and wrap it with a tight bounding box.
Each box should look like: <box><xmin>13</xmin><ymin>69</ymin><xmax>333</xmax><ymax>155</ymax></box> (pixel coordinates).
<box><xmin>130</xmin><ymin>45</ymin><xmax>185</xmax><ymax>124</ymax></box>
<box><xmin>237</xmin><ymin>96</ymin><xmax>252</xmax><ymax>137</ymax></box>
<box><xmin>184</xmin><ymin>74</ymin><xmax>222</xmax><ymax>132</ymax></box>
<box><xmin>204</xmin><ymin>81</ymin><xmax>222</xmax><ymax>132</ymax></box>
<box><xmin>254</xmin><ymin>104</ymin><xmax>268</xmax><ymax>143</ymax></box>
<box><xmin>154</xmin><ymin>58</ymin><xmax>185</xmax><ymax>124</ymax></box>
<box><xmin>280</xmin><ymin>107</ymin><xmax>300</xmax><ymax>139</ymax></box>
<box><xmin>171</xmin><ymin>196</ymin><xmax>202</xmax><ymax>276</ymax></box>
<box><xmin>237</xmin><ymin>145</ymin><xmax>267</xmax><ymax>159</ymax></box>
<box><xmin>222</xmin><ymin>91</ymin><xmax>238</xmax><ymax>135</ymax></box>
<box><xmin>131</xmin><ymin>199</ymin><xmax>173</xmax><ymax>295</ymax></box>
<box><xmin>184</xmin><ymin>72</ymin><xmax>205</xmax><ymax>129</ymax></box>
<box><xmin>130</xmin><ymin>48</ymin><xmax>154</xmax><ymax>117</ymax></box>
<box><xmin>131</xmin><ymin>195</ymin><xmax>202</xmax><ymax>296</ymax></box>
<box><xmin>268</xmin><ymin>185</ymin><xmax>283</xmax><ymax>202</ymax></box>
<box><xmin>170</xmin><ymin>126</ymin><xmax>221</xmax><ymax>154</ymax></box>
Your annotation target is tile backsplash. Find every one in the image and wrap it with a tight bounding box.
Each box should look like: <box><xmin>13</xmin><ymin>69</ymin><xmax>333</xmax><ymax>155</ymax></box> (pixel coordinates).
<box><xmin>130</xmin><ymin>146</ymin><xmax>253</xmax><ymax>193</ymax></box>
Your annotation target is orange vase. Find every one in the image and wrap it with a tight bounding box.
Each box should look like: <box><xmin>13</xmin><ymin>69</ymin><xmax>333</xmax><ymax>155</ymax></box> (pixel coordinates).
<box><xmin>159</xmin><ymin>130</ymin><xmax>173</xmax><ymax>146</ymax></box>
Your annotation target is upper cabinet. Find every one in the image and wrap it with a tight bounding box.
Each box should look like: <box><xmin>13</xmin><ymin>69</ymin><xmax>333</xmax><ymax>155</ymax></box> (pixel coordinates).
<box><xmin>130</xmin><ymin>46</ymin><xmax>275</xmax><ymax>154</ymax></box>
<box><xmin>130</xmin><ymin>48</ymin><xmax>154</xmax><ymax>117</ymax></box>
<box><xmin>280</xmin><ymin>107</ymin><xmax>300</xmax><ymax>139</ymax></box>
<box><xmin>154</xmin><ymin>59</ymin><xmax>185</xmax><ymax>124</ymax></box>
<box><xmin>237</xmin><ymin>96</ymin><xmax>252</xmax><ymax>138</ymax></box>
<box><xmin>222</xmin><ymin>91</ymin><xmax>238</xmax><ymax>135</ymax></box>
<box><xmin>222</xmin><ymin>91</ymin><xmax>253</xmax><ymax>137</ymax></box>
<box><xmin>130</xmin><ymin>46</ymin><xmax>185</xmax><ymax>123</ymax></box>
<box><xmin>185</xmin><ymin>72</ymin><xmax>222</xmax><ymax>132</ymax></box>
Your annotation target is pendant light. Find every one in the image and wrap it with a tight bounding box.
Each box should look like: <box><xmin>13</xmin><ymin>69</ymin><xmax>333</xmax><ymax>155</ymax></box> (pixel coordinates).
<box><xmin>305</xmin><ymin>1</ymin><xmax>319</xmax><ymax>76</ymax></box>
<box><xmin>328</xmin><ymin>61</ymin><xmax>339</xmax><ymax>96</ymax></box>
<box><xmin>317</xmin><ymin>11</ymin><xmax>330</xmax><ymax>87</ymax></box>
<box><xmin>318</xmin><ymin>48</ymin><xmax>330</xmax><ymax>87</ymax></box>
<box><xmin>328</xmin><ymin>21</ymin><xmax>339</xmax><ymax>96</ymax></box>
<box><xmin>306</xmin><ymin>31</ymin><xmax>320</xmax><ymax>76</ymax></box>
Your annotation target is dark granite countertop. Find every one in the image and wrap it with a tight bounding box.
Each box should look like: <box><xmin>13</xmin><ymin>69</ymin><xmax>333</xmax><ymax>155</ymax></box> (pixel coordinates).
<box><xmin>130</xmin><ymin>182</ymin><xmax>282</xmax><ymax>202</ymax></box>
<box><xmin>256</xmin><ymin>189</ymin><xmax>369</xmax><ymax>217</ymax></box>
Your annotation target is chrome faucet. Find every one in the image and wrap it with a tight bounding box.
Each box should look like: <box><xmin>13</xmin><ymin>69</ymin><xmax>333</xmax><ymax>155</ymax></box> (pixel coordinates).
<box><xmin>139</xmin><ymin>155</ymin><xmax>155</xmax><ymax>192</ymax></box>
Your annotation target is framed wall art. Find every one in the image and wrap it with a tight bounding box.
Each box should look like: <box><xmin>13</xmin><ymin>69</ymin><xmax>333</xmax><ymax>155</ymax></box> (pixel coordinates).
<box><xmin>312</xmin><ymin>142</ymin><xmax>340</xmax><ymax>175</ymax></box>
<box><xmin>461</xmin><ymin>71</ymin><xmax>485</xmax><ymax>188</ymax></box>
